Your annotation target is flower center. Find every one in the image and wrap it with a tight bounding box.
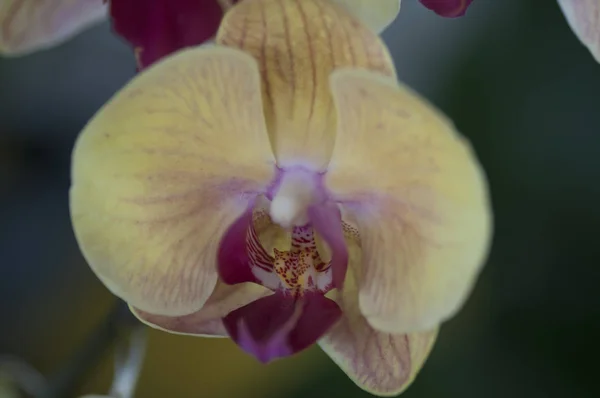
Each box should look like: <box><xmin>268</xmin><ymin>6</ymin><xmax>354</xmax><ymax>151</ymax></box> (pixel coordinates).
<box><xmin>269</xmin><ymin>168</ymin><xmax>323</xmax><ymax>228</ymax></box>
<box><xmin>248</xmin><ymin>223</ymin><xmax>333</xmax><ymax>296</ymax></box>
<box><xmin>217</xmin><ymin>167</ymin><xmax>349</xmax><ymax>363</ymax></box>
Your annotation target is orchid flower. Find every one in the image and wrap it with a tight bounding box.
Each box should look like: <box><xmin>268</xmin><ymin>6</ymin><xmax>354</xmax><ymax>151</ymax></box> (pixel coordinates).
<box><xmin>558</xmin><ymin>0</ymin><xmax>600</xmax><ymax>63</ymax></box>
<box><xmin>70</xmin><ymin>0</ymin><xmax>491</xmax><ymax>395</ymax></box>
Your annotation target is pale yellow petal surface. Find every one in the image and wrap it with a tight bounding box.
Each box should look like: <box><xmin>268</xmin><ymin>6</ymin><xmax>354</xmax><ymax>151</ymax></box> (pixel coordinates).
<box><xmin>71</xmin><ymin>46</ymin><xmax>275</xmax><ymax>316</ymax></box>
<box><xmin>331</xmin><ymin>0</ymin><xmax>401</xmax><ymax>33</ymax></box>
<box><xmin>558</xmin><ymin>0</ymin><xmax>600</xmax><ymax>63</ymax></box>
<box><xmin>131</xmin><ymin>282</ymin><xmax>272</xmax><ymax>337</ymax></box>
<box><xmin>327</xmin><ymin>69</ymin><xmax>492</xmax><ymax>333</ymax></box>
<box><xmin>320</xmin><ymin>240</ymin><xmax>437</xmax><ymax>396</ymax></box>
<box><xmin>218</xmin><ymin>0</ymin><xmax>395</xmax><ymax>171</ymax></box>
<box><xmin>0</xmin><ymin>0</ymin><xmax>106</xmax><ymax>56</ymax></box>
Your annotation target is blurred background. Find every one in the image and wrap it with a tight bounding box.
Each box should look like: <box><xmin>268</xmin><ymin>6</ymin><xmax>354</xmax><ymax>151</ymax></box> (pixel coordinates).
<box><xmin>1</xmin><ymin>0</ymin><xmax>599</xmax><ymax>397</ymax></box>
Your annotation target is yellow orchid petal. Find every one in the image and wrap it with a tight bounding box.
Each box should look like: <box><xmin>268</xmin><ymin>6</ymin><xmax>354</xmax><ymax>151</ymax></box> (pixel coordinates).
<box><xmin>330</xmin><ymin>0</ymin><xmax>401</xmax><ymax>33</ymax></box>
<box><xmin>326</xmin><ymin>68</ymin><xmax>492</xmax><ymax>333</ymax></box>
<box><xmin>131</xmin><ymin>282</ymin><xmax>272</xmax><ymax>337</ymax></box>
<box><xmin>558</xmin><ymin>0</ymin><xmax>600</xmax><ymax>63</ymax></box>
<box><xmin>0</xmin><ymin>0</ymin><xmax>106</xmax><ymax>56</ymax></box>
<box><xmin>70</xmin><ymin>45</ymin><xmax>275</xmax><ymax>316</ymax></box>
<box><xmin>320</xmin><ymin>241</ymin><xmax>437</xmax><ymax>396</ymax></box>
<box><xmin>217</xmin><ymin>0</ymin><xmax>396</xmax><ymax>170</ymax></box>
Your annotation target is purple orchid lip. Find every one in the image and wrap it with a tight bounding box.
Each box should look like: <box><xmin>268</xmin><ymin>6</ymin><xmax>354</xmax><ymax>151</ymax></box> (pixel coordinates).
<box><xmin>223</xmin><ymin>291</ymin><xmax>342</xmax><ymax>363</ymax></box>
<box><xmin>216</xmin><ymin>167</ymin><xmax>348</xmax><ymax>362</ymax></box>
<box><xmin>217</xmin><ymin>207</ymin><xmax>259</xmax><ymax>286</ymax></box>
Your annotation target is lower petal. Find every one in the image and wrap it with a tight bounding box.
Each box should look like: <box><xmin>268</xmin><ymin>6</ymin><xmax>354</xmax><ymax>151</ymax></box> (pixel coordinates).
<box><xmin>320</xmin><ymin>243</ymin><xmax>437</xmax><ymax>396</ymax></box>
<box><xmin>223</xmin><ymin>291</ymin><xmax>342</xmax><ymax>363</ymax></box>
<box><xmin>131</xmin><ymin>282</ymin><xmax>271</xmax><ymax>337</ymax></box>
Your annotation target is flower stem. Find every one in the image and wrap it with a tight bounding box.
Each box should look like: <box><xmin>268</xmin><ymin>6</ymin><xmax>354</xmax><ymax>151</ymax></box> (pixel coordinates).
<box><xmin>37</xmin><ymin>300</ymin><xmax>139</xmax><ymax>398</ymax></box>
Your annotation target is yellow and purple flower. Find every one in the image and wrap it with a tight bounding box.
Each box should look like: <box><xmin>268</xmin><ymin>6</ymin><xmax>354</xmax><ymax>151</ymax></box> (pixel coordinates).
<box><xmin>69</xmin><ymin>0</ymin><xmax>491</xmax><ymax>395</ymax></box>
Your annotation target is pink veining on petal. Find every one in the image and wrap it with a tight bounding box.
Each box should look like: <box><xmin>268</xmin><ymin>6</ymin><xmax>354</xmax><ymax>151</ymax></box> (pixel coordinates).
<box><xmin>419</xmin><ymin>0</ymin><xmax>474</xmax><ymax>18</ymax></box>
<box><xmin>223</xmin><ymin>291</ymin><xmax>342</xmax><ymax>363</ymax></box>
<box><xmin>308</xmin><ymin>204</ymin><xmax>349</xmax><ymax>289</ymax></box>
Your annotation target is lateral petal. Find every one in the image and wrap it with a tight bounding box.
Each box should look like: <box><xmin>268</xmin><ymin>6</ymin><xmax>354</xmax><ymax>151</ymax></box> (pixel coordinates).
<box><xmin>326</xmin><ymin>69</ymin><xmax>491</xmax><ymax>333</ymax></box>
<box><xmin>70</xmin><ymin>46</ymin><xmax>275</xmax><ymax>316</ymax></box>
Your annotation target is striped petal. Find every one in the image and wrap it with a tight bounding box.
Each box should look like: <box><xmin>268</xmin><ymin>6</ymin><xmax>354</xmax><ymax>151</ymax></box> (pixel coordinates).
<box><xmin>0</xmin><ymin>0</ymin><xmax>107</xmax><ymax>56</ymax></box>
<box><xmin>217</xmin><ymin>0</ymin><xmax>395</xmax><ymax>171</ymax></box>
<box><xmin>558</xmin><ymin>0</ymin><xmax>600</xmax><ymax>63</ymax></box>
<box><xmin>330</xmin><ymin>0</ymin><xmax>401</xmax><ymax>33</ymax></box>
<box><xmin>326</xmin><ymin>69</ymin><xmax>491</xmax><ymax>333</ymax></box>
<box><xmin>70</xmin><ymin>46</ymin><xmax>275</xmax><ymax>316</ymax></box>
<box><xmin>320</xmin><ymin>242</ymin><xmax>437</xmax><ymax>396</ymax></box>
<box><xmin>131</xmin><ymin>282</ymin><xmax>271</xmax><ymax>337</ymax></box>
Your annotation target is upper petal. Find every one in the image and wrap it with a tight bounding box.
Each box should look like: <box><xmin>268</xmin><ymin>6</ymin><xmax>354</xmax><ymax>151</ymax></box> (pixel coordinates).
<box><xmin>217</xmin><ymin>0</ymin><xmax>396</xmax><ymax>170</ymax></box>
<box><xmin>110</xmin><ymin>0</ymin><xmax>235</xmax><ymax>69</ymax></box>
<box><xmin>70</xmin><ymin>46</ymin><xmax>275</xmax><ymax>316</ymax></box>
<box><xmin>0</xmin><ymin>0</ymin><xmax>107</xmax><ymax>56</ymax></box>
<box><xmin>319</xmin><ymin>240</ymin><xmax>437</xmax><ymax>396</ymax></box>
<box><xmin>558</xmin><ymin>0</ymin><xmax>600</xmax><ymax>63</ymax></box>
<box><xmin>330</xmin><ymin>0</ymin><xmax>401</xmax><ymax>33</ymax></box>
<box><xmin>326</xmin><ymin>69</ymin><xmax>491</xmax><ymax>333</ymax></box>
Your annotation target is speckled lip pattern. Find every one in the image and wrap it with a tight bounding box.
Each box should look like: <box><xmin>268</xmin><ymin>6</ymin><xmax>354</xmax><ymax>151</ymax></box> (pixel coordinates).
<box><xmin>217</xmin><ymin>167</ymin><xmax>348</xmax><ymax>363</ymax></box>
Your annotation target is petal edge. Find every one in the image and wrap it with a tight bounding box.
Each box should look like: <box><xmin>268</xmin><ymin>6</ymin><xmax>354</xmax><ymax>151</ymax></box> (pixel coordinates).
<box><xmin>71</xmin><ymin>46</ymin><xmax>275</xmax><ymax>316</ymax></box>
<box><xmin>327</xmin><ymin>68</ymin><xmax>491</xmax><ymax>333</ymax></box>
